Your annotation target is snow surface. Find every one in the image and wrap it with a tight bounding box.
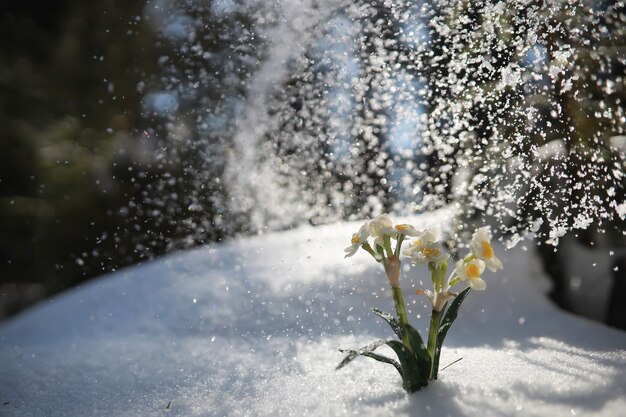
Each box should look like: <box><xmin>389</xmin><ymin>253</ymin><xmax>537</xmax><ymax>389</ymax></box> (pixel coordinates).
<box><xmin>1</xmin><ymin>213</ymin><xmax>625</xmax><ymax>417</ymax></box>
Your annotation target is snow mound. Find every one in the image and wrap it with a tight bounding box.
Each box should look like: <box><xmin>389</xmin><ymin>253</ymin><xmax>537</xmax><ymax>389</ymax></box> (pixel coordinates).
<box><xmin>1</xmin><ymin>213</ymin><xmax>625</xmax><ymax>416</ymax></box>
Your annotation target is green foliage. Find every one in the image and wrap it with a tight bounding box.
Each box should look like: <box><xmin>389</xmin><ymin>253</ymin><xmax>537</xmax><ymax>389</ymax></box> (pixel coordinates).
<box><xmin>433</xmin><ymin>287</ymin><xmax>472</xmax><ymax>380</ymax></box>
<box><xmin>371</xmin><ymin>308</ymin><xmax>402</xmax><ymax>339</ymax></box>
<box><xmin>385</xmin><ymin>340</ymin><xmax>428</xmax><ymax>392</ymax></box>
<box><xmin>338</xmin><ymin>289</ymin><xmax>471</xmax><ymax>393</ymax></box>
<box><xmin>336</xmin><ymin>339</ymin><xmax>408</xmax><ymax>383</ymax></box>
<box><xmin>401</xmin><ymin>323</ymin><xmax>431</xmax><ymax>385</ymax></box>
<box><xmin>360</xmin><ymin>351</ymin><xmax>403</xmax><ymax>377</ymax></box>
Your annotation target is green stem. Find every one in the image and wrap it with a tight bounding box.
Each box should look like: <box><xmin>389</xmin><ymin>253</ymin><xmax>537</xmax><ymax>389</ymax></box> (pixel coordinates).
<box><xmin>435</xmin><ymin>261</ymin><xmax>448</xmax><ymax>292</ymax></box>
<box><xmin>392</xmin><ymin>286</ymin><xmax>412</xmax><ymax>351</ymax></box>
<box><xmin>448</xmin><ymin>277</ymin><xmax>461</xmax><ymax>287</ymax></box>
<box><xmin>376</xmin><ymin>244</ymin><xmax>386</xmax><ymax>260</ymax></box>
<box><xmin>427</xmin><ymin>308</ymin><xmax>444</xmax><ymax>380</ymax></box>
<box><xmin>361</xmin><ymin>242</ymin><xmax>380</xmax><ymax>261</ymax></box>
<box><xmin>394</xmin><ymin>234</ymin><xmax>405</xmax><ymax>257</ymax></box>
<box><xmin>383</xmin><ymin>236</ymin><xmax>394</xmax><ymax>258</ymax></box>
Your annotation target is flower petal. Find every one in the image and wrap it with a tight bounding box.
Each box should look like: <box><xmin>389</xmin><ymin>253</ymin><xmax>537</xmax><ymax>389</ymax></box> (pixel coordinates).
<box><xmin>455</xmin><ymin>259</ymin><xmax>467</xmax><ymax>280</ymax></box>
<box><xmin>468</xmin><ymin>277</ymin><xmax>486</xmax><ymax>290</ymax></box>
<box><xmin>368</xmin><ymin>214</ymin><xmax>394</xmax><ymax>237</ymax></box>
<box><xmin>344</xmin><ymin>245</ymin><xmax>359</xmax><ymax>258</ymax></box>
<box><xmin>395</xmin><ymin>224</ymin><xmax>419</xmax><ymax>237</ymax></box>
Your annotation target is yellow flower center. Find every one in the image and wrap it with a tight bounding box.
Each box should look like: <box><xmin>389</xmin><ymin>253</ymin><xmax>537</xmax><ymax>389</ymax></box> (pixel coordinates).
<box><xmin>466</xmin><ymin>263</ymin><xmax>481</xmax><ymax>278</ymax></box>
<box><xmin>482</xmin><ymin>241</ymin><xmax>494</xmax><ymax>259</ymax></box>
<box><xmin>421</xmin><ymin>247</ymin><xmax>440</xmax><ymax>258</ymax></box>
<box><xmin>351</xmin><ymin>234</ymin><xmax>360</xmax><ymax>245</ymax></box>
<box><xmin>395</xmin><ymin>224</ymin><xmax>411</xmax><ymax>231</ymax></box>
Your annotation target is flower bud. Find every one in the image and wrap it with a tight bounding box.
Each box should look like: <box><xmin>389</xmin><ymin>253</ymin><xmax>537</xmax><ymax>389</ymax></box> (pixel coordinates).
<box><xmin>384</xmin><ymin>255</ymin><xmax>401</xmax><ymax>288</ymax></box>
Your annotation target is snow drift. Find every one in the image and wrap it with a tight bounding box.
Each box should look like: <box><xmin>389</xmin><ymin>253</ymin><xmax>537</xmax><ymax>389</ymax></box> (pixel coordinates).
<box><xmin>1</xmin><ymin>213</ymin><xmax>625</xmax><ymax>416</ymax></box>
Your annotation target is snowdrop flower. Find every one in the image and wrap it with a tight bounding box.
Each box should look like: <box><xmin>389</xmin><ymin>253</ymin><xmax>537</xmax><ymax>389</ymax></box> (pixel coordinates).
<box><xmin>455</xmin><ymin>259</ymin><xmax>487</xmax><ymax>290</ymax></box>
<box><xmin>469</xmin><ymin>227</ymin><xmax>503</xmax><ymax>272</ymax></box>
<box><xmin>403</xmin><ymin>229</ymin><xmax>448</xmax><ymax>264</ymax></box>
<box><xmin>344</xmin><ymin>223</ymin><xmax>369</xmax><ymax>258</ymax></box>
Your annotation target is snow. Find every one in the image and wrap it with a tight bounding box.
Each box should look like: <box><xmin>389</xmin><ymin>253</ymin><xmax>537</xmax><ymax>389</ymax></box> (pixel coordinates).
<box><xmin>1</xmin><ymin>213</ymin><xmax>625</xmax><ymax>416</ymax></box>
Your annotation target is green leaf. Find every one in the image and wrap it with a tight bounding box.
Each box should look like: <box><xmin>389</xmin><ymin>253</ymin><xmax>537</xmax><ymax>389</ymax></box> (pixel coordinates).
<box><xmin>336</xmin><ymin>339</ymin><xmax>405</xmax><ymax>379</ymax></box>
<box><xmin>438</xmin><ymin>287</ymin><xmax>471</xmax><ymax>338</ymax></box>
<box><xmin>386</xmin><ymin>340</ymin><xmax>428</xmax><ymax>392</ymax></box>
<box><xmin>433</xmin><ymin>287</ymin><xmax>471</xmax><ymax>379</ymax></box>
<box><xmin>402</xmin><ymin>323</ymin><xmax>431</xmax><ymax>383</ymax></box>
<box><xmin>372</xmin><ymin>308</ymin><xmax>402</xmax><ymax>340</ymax></box>
<box><xmin>361</xmin><ymin>351</ymin><xmax>403</xmax><ymax>378</ymax></box>
<box><xmin>336</xmin><ymin>339</ymin><xmax>388</xmax><ymax>370</ymax></box>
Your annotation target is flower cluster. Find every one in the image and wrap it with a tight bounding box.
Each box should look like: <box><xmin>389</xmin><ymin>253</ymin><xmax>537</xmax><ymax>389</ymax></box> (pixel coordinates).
<box><xmin>344</xmin><ymin>214</ymin><xmax>418</xmax><ymax>288</ymax></box>
<box><xmin>338</xmin><ymin>214</ymin><xmax>504</xmax><ymax>393</ymax></box>
<box><xmin>345</xmin><ymin>216</ymin><xmax>503</xmax><ymax>308</ymax></box>
<box><xmin>345</xmin><ymin>215</ymin><xmax>417</xmax><ymax>257</ymax></box>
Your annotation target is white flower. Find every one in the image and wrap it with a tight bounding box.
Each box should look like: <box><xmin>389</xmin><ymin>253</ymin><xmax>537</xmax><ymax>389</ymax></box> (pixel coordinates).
<box><xmin>406</xmin><ymin>241</ymin><xmax>449</xmax><ymax>264</ymax></box>
<box><xmin>402</xmin><ymin>229</ymin><xmax>435</xmax><ymax>256</ymax></box>
<box><xmin>469</xmin><ymin>226</ymin><xmax>503</xmax><ymax>272</ymax></box>
<box><xmin>402</xmin><ymin>229</ymin><xmax>448</xmax><ymax>264</ymax></box>
<box><xmin>368</xmin><ymin>214</ymin><xmax>396</xmax><ymax>237</ymax></box>
<box><xmin>372</xmin><ymin>236</ymin><xmax>385</xmax><ymax>251</ymax></box>
<box><xmin>344</xmin><ymin>223</ymin><xmax>369</xmax><ymax>258</ymax></box>
<box><xmin>368</xmin><ymin>215</ymin><xmax>420</xmax><ymax>240</ymax></box>
<box><xmin>394</xmin><ymin>224</ymin><xmax>419</xmax><ymax>237</ymax></box>
<box><xmin>455</xmin><ymin>259</ymin><xmax>487</xmax><ymax>290</ymax></box>
<box><xmin>418</xmin><ymin>229</ymin><xmax>438</xmax><ymax>243</ymax></box>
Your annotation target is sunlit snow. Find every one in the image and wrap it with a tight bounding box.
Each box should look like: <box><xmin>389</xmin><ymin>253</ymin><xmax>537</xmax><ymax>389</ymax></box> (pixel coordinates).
<box><xmin>1</xmin><ymin>215</ymin><xmax>624</xmax><ymax>416</ymax></box>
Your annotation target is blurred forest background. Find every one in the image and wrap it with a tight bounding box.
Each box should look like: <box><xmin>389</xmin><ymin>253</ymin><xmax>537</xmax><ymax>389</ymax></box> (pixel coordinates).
<box><xmin>0</xmin><ymin>0</ymin><xmax>624</xmax><ymax>326</ymax></box>
<box><xmin>1</xmin><ymin>0</ymin><xmax>174</xmax><ymax>317</ymax></box>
